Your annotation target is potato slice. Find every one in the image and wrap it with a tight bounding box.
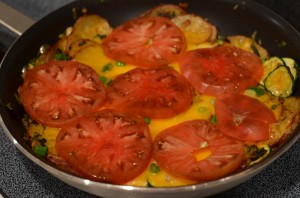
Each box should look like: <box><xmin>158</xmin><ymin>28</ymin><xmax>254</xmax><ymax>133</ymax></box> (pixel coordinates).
<box><xmin>171</xmin><ymin>14</ymin><xmax>217</xmax><ymax>45</ymax></box>
<box><xmin>66</xmin><ymin>14</ymin><xmax>113</xmax><ymax>50</ymax></box>
<box><xmin>227</xmin><ymin>35</ymin><xmax>269</xmax><ymax>60</ymax></box>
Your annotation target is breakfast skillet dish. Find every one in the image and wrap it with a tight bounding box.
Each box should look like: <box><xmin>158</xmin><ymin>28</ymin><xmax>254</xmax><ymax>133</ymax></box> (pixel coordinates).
<box><xmin>18</xmin><ymin>4</ymin><xmax>300</xmax><ymax>187</ymax></box>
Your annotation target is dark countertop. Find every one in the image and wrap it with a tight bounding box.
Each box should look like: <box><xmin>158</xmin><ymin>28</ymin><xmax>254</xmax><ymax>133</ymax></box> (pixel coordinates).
<box><xmin>0</xmin><ymin>0</ymin><xmax>300</xmax><ymax>197</ymax></box>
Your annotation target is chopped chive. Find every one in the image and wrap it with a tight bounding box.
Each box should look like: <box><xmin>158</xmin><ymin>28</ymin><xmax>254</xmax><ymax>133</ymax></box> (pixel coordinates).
<box><xmin>149</xmin><ymin>162</ymin><xmax>160</xmax><ymax>173</ymax></box>
<box><xmin>100</xmin><ymin>76</ymin><xmax>107</xmax><ymax>83</ymax></box>
<box><xmin>144</xmin><ymin>117</ymin><xmax>151</xmax><ymax>124</ymax></box>
<box><xmin>115</xmin><ymin>61</ymin><xmax>126</xmax><ymax>67</ymax></box>
<box><xmin>198</xmin><ymin>107</ymin><xmax>207</xmax><ymax>113</ymax></box>
<box><xmin>106</xmin><ymin>79</ymin><xmax>113</xmax><ymax>86</ymax></box>
<box><xmin>278</xmin><ymin>40</ymin><xmax>287</xmax><ymax>48</ymax></box>
<box><xmin>211</xmin><ymin>115</ymin><xmax>217</xmax><ymax>124</ymax></box>
<box><xmin>34</xmin><ymin>145</ymin><xmax>48</xmax><ymax>157</ymax></box>
<box><xmin>102</xmin><ymin>63</ymin><xmax>113</xmax><ymax>72</ymax></box>
<box><xmin>54</xmin><ymin>50</ymin><xmax>70</xmax><ymax>61</ymax></box>
<box><xmin>248</xmin><ymin>86</ymin><xmax>265</xmax><ymax>96</ymax></box>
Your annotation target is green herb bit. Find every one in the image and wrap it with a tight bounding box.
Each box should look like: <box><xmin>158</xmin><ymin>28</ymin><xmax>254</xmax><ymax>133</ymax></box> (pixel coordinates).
<box><xmin>248</xmin><ymin>86</ymin><xmax>265</xmax><ymax>96</ymax></box>
<box><xmin>34</xmin><ymin>145</ymin><xmax>48</xmax><ymax>157</ymax></box>
<box><xmin>278</xmin><ymin>40</ymin><xmax>287</xmax><ymax>48</ymax></box>
<box><xmin>106</xmin><ymin>79</ymin><xmax>113</xmax><ymax>86</ymax></box>
<box><xmin>144</xmin><ymin>117</ymin><xmax>151</xmax><ymax>124</ymax></box>
<box><xmin>100</xmin><ymin>76</ymin><xmax>107</xmax><ymax>83</ymax></box>
<box><xmin>198</xmin><ymin>107</ymin><xmax>207</xmax><ymax>113</ymax></box>
<box><xmin>115</xmin><ymin>61</ymin><xmax>126</xmax><ymax>67</ymax></box>
<box><xmin>216</xmin><ymin>35</ymin><xmax>227</xmax><ymax>45</ymax></box>
<box><xmin>149</xmin><ymin>162</ymin><xmax>160</xmax><ymax>174</ymax></box>
<box><xmin>210</xmin><ymin>115</ymin><xmax>217</xmax><ymax>124</ymax></box>
<box><xmin>102</xmin><ymin>63</ymin><xmax>113</xmax><ymax>72</ymax></box>
<box><xmin>55</xmin><ymin>50</ymin><xmax>71</xmax><ymax>61</ymax></box>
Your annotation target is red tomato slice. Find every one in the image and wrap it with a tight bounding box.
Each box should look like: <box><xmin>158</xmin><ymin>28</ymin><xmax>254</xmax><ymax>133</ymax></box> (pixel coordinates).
<box><xmin>102</xmin><ymin>16</ymin><xmax>187</xmax><ymax>68</ymax></box>
<box><xmin>153</xmin><ymin>120</ymin><xmax>244</xmax><ymax>181</ymax></box>
<box><xmin>19</xmin><ymin>61</ymin><xmax>106</xmax><ymax>127</ymax></box>
<box><xmin>56</xmin><ymin>109</ymin><xmax>152</xmax><ymax>184</ymax></box>
<box><xmin>179</xmin><ymin>45</ymin><xmax>264</xmax><ymax>96</ymax></box>
<box><xmin>105</xmin><ymin>67</ymin><xmax>194</xmax><ymax>118</ymax></box>
<box><xmin>215</xmin><ymin>94</ymin><xmax>276</xmax><ymax>141</ymax></box>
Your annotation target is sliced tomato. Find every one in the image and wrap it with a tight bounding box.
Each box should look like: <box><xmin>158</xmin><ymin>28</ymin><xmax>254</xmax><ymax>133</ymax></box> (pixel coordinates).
<box><xmin>19</xmin><ymin>61</ymin><xmax>106</xmax><ymax>127</ymax></box>
<box><xmin>179</xmin><ymin>45</ymin><xmax>264</xmax><ymax>96</ymax></box>
<box><xmin>56</xmin><ymin>109</ymin><xmax>152</xmax><ymax>184</ymax></box>
<box><xmin>102</xmin><ymin>16</ymin><xmax>187</xmax><ymax>68</ymax></box>
<box><xmin>215</xmin><ymin>94</ymin><xmax>276</xmax><ymax>141</ymax></box>
<box><xmin>105</xmin><ymin>67</ymin><xmax>193</xmax><ymax>119</ymax></box>
<box><xmin>153</xmin><ymin>120</ymin><xmax>244</xmax><ymax>181</ymax></box>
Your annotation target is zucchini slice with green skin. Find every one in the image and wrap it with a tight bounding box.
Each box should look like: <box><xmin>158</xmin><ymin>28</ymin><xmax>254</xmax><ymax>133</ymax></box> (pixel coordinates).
<box><xmin>260</xmin><ymin>56</ymin><xmax>284</xmax><ymax>85</ymax></box>
<box><xmin>282</xmin><ymin>57</ymin><xmax>298</xmax><ymax>81</ymax></box>
<box><xmin>264</xmin><ymin>65</ymin><xmax>294</xmax><ymax>98</ymax></box>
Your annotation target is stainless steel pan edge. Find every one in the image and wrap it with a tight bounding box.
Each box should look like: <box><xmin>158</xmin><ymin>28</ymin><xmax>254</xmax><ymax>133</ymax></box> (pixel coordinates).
<box><xmin>0</xmin><ymin>0</ymin><xmax>300</xmax><ymax>197</ymax></box>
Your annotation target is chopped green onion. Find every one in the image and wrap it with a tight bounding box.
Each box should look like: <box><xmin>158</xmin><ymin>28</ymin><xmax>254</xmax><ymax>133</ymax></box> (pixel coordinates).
<box><xmin>278</xmin><ymin>40</ymin><xmax>287</xmax><ymax>48</ymax></box>
<box><xmin>115</xmin><ymin>61</ymin><xmax>126</xmax><ymax>67</ymax></box>
<box><xmin>248</xmin><ymin>86</ymin><xmax>265</xmax><ymax>96</ymax></box>
<box><xmin>210</xmin><ymin>115</ymin><xmax>217</xmax><ymax>124</ymax></box>
<box><xmin>100</xmin><ymin>76</ymin><xmax>107</xmax><ymax>83</ymax></box>
<box><xmin>102</xmin><ymin>63</ymin><xmax>113</xmax><ymax>72</ymax></box>
<box><xmin>106</xmin><ymin>79</ymin><xmax>113</xmax><ymax>86</ymax></box>
<box><xmin>55</xmin><ymin>51</ymin><xmax>70</xmax><ymax>61</ymax></box>
<box><xmin>34</xmin><ymin>145</ymin><xmax>48</xmax><ymax>157</ymax></box>
<box><xmin>198</xmin><ymin>107</ymin><xmax>207</xmax><ymax>113</ymax></box>
<box><xmin>144</xmin><ymin>117</ymin><xmax>151</xmax><ymax>124</ymax></box>
<box><xmin>149</xmin><ymin>162</ymin><xmax>160</xmax><ymax>173</ymax></box>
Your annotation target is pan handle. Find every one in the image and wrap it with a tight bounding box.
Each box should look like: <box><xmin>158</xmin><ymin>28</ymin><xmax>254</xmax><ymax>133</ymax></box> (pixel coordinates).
<box><xmin>0</xmin><ymin>1</ymin><xmax>35</xmax><ymax>36</ymax></box>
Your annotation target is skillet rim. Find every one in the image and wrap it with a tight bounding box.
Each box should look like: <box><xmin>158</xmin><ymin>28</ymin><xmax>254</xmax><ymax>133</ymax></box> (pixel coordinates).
<box><xmin>0</xmin><ymin>0</ymin><xmax>300</xmax><ymax>196</ymax></box>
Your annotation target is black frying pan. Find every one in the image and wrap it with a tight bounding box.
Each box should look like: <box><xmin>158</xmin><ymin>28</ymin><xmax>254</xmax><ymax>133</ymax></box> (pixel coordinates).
<box><xmin>0</xmin><ymin>0</ymin><xmax>299</xmax><ymax>197</ymax></box>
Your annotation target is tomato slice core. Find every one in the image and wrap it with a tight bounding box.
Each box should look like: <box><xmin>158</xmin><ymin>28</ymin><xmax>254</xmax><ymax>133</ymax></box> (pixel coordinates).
<box><xmin>179</xmin><ymin>45</ymin><xmax>264</xmax><ymax>96</ymax></box>
<box><xmin>56</xmin><ymin>109</ymin><xmax>152</xmax><ymax>184</ymax></box>
<box><xmin>215</xmin><ymin>94</ymin><xmax>276</xmax><ymax>141</ymax></box>
<box><xmin>20</xmin><ymin>61</ymin><xmax>106</xmax><ymax>127</ymax></box>
<box><xmin>153</xmin><ymin>120</ymin><xmax>244</xmax><ymax>181</ymax></box>
<box><xmin>102</xmin><ymin>16</ymin><xmax>187</xmax><ymax>68</ymax></box>
<box><xmin>106</xmin><ymin>67</ymin><xmax>193</xmax><ymax>118</ymax></box>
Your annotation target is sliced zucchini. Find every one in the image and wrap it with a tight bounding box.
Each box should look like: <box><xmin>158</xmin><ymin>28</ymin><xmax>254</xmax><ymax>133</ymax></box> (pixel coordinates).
<box><xmin>245</xmin><ymin>144</ymin><xmax>271</xmax><ymax>166</ymax></box>
<box><xmin>260</xmin><ymin>56</ymin><xmax>284</xmax><ymax>85</ymax></box>
<box><xmin>264</xmin><ymin>65</ymin><xmax>294</xmax><ymax>98</ymax></box>
<box><xmin>282</xmin><ymin>57</ymin><xmax>298</xmax><ymax>80</ymax></box>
